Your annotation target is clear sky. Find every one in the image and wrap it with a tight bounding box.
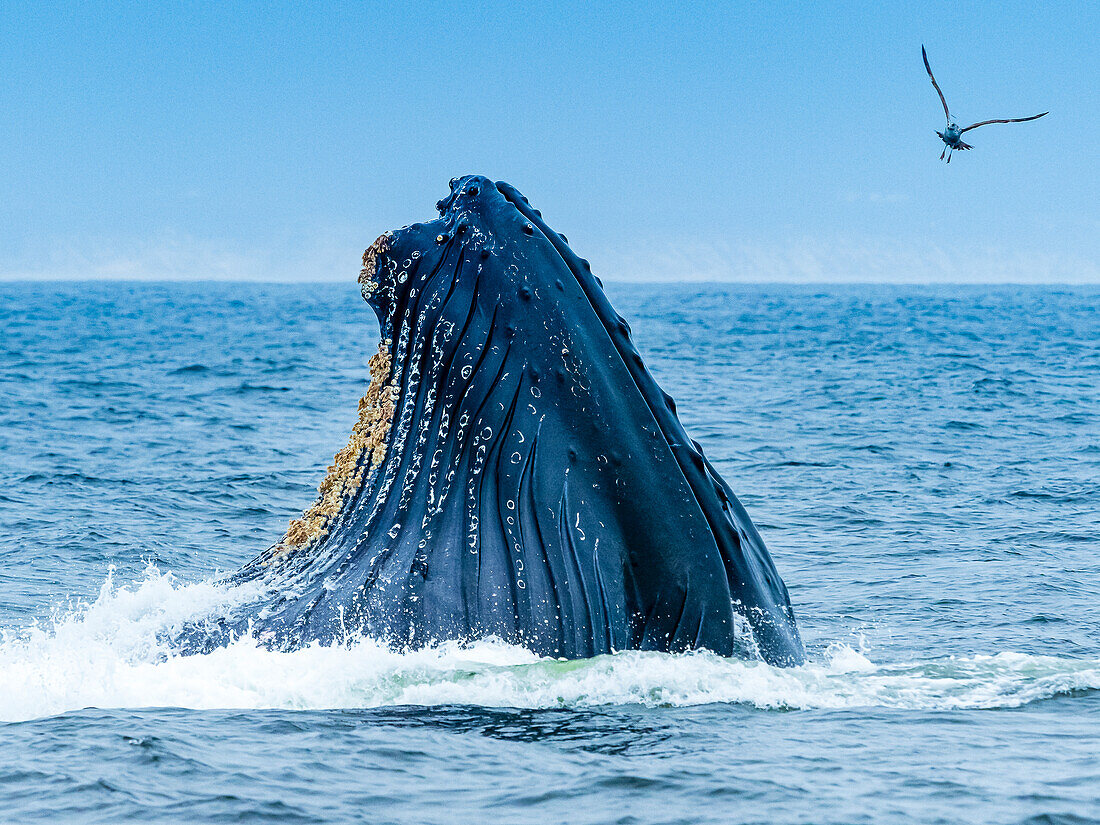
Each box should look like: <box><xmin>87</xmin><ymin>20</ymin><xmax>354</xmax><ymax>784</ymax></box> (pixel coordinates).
<box><xmin>2</xmin><ymin>1</ymin><xmax>1097</xmax><ymax>282</ymax></box>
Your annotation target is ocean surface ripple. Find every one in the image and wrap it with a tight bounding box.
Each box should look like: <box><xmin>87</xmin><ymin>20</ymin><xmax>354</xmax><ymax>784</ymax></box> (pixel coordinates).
<box><xmin>1</xmin><ymin>282</ymin><xmax>1098</xmax><ymax>824</ymax></box>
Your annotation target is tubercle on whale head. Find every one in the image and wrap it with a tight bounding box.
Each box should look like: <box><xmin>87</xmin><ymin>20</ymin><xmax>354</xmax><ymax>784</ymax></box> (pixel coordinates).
<box><xmin>361</xmin><ymin>176</ymin><xmax>492</xmax><ymax>319</ymax></box>
<box><xmin>364</xmin><ymin>174</ymin><xmax>573</xmax><ymax>316</ymax></box>
<box><xmin>434</xmin><ymin>174</ymin><xmax>487</xmax><ymax>216</ymax></box>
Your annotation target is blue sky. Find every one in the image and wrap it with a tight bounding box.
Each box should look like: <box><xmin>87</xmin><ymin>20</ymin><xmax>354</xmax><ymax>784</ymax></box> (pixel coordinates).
<box><xmin>1</xmin><ymin>1</ymin><xmax>1097</xmax><ymax>282</ymax></box>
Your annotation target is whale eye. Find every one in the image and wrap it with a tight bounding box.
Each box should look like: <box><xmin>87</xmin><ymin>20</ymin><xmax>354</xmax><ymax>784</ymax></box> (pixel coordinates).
<box><xmin>436</xmin><ymin>234</ymin><xmax>447</xmax><ymax>243</ymax></box>
<box><xmin>523</xmin><ymin>224</ymin><xmax>534</xmax><ymax>235</ymax></box>
<box><xmin>467</xmin><ymin>185</ymin><xmax>479</xmax><ymax>197</ymax></box>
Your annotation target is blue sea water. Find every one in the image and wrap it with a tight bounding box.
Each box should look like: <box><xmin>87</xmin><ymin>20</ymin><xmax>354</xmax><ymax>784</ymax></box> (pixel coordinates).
<box><xmin>0</xmin><ymin>281</ymin><xmax>1098</xmax><ymax>824</ymax></box>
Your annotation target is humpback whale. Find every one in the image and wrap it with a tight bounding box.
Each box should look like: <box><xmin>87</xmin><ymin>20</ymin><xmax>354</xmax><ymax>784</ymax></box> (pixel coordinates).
<box><xmin>204</xmin><ymin>176</ymin><xmax>804</xmax><ymax>667</ymax></box>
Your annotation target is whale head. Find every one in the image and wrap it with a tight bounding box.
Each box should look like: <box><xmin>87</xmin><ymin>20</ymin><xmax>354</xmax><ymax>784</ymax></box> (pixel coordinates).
<box><xmin>237</xmin><ymin>175</ymin><xmax>804</xmax><ymax>667</ymax></box>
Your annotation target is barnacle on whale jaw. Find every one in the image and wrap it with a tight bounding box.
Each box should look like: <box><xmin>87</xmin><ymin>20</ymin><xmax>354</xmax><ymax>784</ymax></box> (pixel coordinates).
<box><xmin>358</xmin><ymin>232</ymin><xmax>392</xmax><ymax>302</ymax></box>
<box><xmin>274</xmin><ymin>233</ymin><xmax>400</xmax><ymax>555</ymax></box>
<box><xmin>277</xmin><ymin>336</ymin><xmax>396</xmax><ymax>554</ymax></box>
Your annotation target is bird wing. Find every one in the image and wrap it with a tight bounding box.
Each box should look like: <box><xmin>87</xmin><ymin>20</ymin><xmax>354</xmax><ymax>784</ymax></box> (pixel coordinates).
<box><xmin>922</xmin><ymin>45</ymin><xmax>950</xmax><ymax>119</ymax></box>
<box><xmin>961</xmin><ymin>112</ymin><xmax>1048</xmax><ymax>133</ymax></box>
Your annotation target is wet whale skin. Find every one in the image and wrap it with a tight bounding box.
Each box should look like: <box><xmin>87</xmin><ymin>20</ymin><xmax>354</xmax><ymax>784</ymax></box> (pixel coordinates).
<box><xmin>222</xmin><ymin>176</ymin><xmax>804</xmax><ymax>667</ymax></box>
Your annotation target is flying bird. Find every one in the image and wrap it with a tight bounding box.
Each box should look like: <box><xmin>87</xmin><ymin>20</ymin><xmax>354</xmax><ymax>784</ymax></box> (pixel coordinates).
<box><xmin>922</xmin><ymin>45</ymin><xmax>1048</xmax><ymax>163</ymax></box>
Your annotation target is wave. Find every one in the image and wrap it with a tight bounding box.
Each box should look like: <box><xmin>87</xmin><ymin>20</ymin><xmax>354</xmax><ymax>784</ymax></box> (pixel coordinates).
<box><xmin>1</xmin><ymin>568</ymin><xmax>1097</xmax><ymax>723</ymax></box>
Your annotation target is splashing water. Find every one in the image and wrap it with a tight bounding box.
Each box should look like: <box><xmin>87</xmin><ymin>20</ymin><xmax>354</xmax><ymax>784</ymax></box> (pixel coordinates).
<box><xmin>0</xmin><ymin>568</ymin><xmax>1096</xmax><ymax>724</ymax></box>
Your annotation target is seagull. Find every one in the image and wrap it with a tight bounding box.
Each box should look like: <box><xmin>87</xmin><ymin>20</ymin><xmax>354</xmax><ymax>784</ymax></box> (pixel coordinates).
<box><xmin>922</xmin><ymin>45</ymin><xmax>1048</xmax><ymax>163</ymax></box>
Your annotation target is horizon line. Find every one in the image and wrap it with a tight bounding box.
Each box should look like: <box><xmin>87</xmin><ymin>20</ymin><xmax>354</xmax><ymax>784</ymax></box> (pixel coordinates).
<box><xmin>3</xmin><ymin>277</ymin><xmax>1099</xmax><ymax>288</ymax></box>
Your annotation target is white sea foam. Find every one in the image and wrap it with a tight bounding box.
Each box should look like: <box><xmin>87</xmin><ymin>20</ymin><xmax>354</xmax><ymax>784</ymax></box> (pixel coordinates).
<box><xmin>1</xmin><ymin>568</ymin><xmax>1097</xmax><ymax>723</ymax></box>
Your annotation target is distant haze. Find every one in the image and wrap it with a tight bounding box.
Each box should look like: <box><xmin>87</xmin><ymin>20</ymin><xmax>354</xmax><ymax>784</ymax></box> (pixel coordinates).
<box><xmin>2</xmin><ymin>2</ymin><xmax>1097</xmax><ymax>283</ymax></box>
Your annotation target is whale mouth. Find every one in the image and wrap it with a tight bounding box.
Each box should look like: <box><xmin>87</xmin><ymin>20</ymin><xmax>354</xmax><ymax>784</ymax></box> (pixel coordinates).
<box><xmin>227</xmin><ymin>175</ymin><xmax>803</xmax><ymax>667</ymax></box>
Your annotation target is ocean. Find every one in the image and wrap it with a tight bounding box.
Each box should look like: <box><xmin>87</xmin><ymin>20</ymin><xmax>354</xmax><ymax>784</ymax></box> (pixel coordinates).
<box><xmin>0</xmin><ymin>281</ymin><xmax>1097</xmax><ymax>824</ymax></box>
